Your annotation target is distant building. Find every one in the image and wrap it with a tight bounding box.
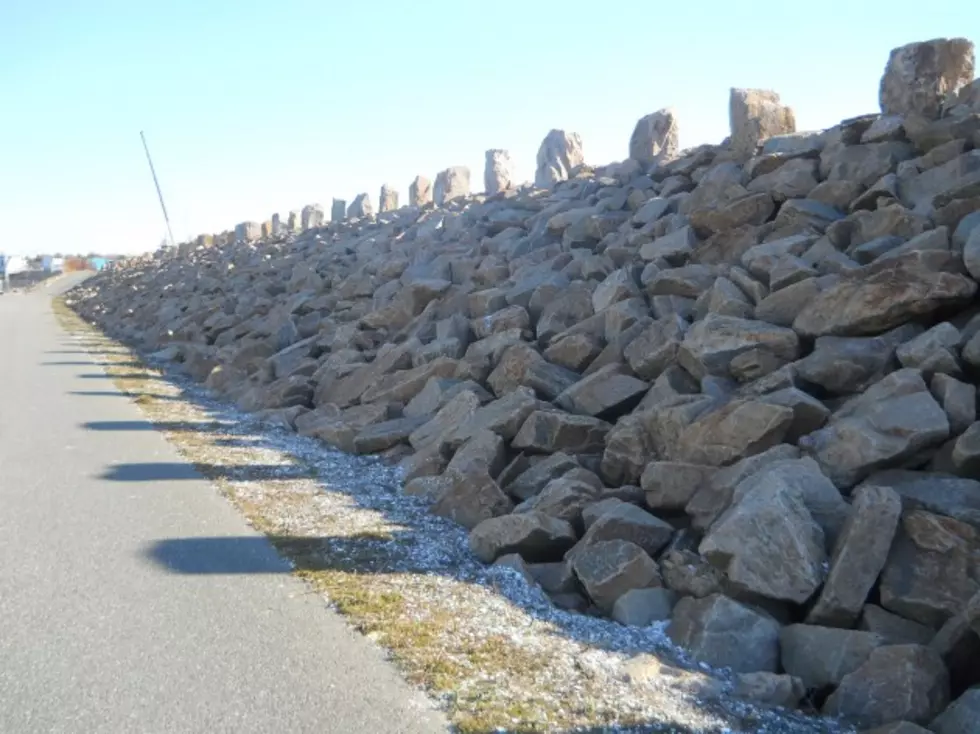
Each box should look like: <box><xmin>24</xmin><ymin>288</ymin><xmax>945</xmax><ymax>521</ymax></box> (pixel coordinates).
<box><xmin>41</xmin><ymin>255</ymin><xmax>65</xmax><ymax>273</ymax></box>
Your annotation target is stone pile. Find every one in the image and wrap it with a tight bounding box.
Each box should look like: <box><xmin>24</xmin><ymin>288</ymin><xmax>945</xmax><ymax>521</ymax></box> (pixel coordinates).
<box><xmin>73</xmin><ymin>37</ymin><xmax>980</xmax><ymax>732</ymax></box>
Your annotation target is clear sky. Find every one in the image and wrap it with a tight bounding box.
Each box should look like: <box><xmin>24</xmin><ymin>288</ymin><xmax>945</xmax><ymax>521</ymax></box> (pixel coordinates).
<box><xmin>1</xmin><ymin>1</ymin><xmax>977</xmax><ymax>256</ymax></box>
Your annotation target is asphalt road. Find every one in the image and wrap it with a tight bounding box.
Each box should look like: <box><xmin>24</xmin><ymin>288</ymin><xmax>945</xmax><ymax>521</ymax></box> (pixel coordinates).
<box><xmin>0</xmin><ymin>274</ymin><xmax>450</xmax><ymax>734</ymax></box>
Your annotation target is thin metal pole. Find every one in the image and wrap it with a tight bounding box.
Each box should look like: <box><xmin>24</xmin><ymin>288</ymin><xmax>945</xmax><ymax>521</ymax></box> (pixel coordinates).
<box><xmin>140</xmin><ymin>130</ymin><xmax>177</xmax><ymax>249</ymax></box>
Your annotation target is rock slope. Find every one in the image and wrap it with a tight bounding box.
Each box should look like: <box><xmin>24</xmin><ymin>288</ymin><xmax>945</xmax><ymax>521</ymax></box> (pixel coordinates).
<box><xmin>70</xmin><ymin>36</ymin><xmax>980</xmax><ymax>732</ymax></box>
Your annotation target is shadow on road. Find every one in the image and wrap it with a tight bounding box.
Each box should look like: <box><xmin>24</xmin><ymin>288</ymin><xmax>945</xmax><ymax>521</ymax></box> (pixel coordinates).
<box><xmin>101</xmin><ymin>461</ymin><xmax>315</xmax><ymax>482</ymax></box>
<box><xmin>70</xmin><ymin>390</ymin><xmax>183</xmax><ymax>401</ymax></box>
<box><xmin>42</xmin><ymin>360</ymin><xmax>144</xmax><ymax>367</ymax></box>
<box><xmin>77</xmin><ymin>372</ymin><xmax>155</xmax><ymax>380</ymax></box>
<box><xmin>83</xmin><ymin>420</ymin><xmax>226</xmax><ymax>432</ymax></box>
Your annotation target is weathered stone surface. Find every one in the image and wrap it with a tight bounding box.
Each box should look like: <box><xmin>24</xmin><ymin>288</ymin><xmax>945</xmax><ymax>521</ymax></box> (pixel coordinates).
<box><xmin>729</xmin><ymin>88</ymin><xmax>796</xmax><ymax>161</ymax></box>
<box><xmin>611</xmin><ymin>587</ymin><xmax>677</xmax><ymax>626</ymax></box>
<box><xmin>512</xmin><ymin>410</ymin><xmax>610</xmax><ymax>454</ymax></box>
<box><xmin>930</xmin><ymin>688</ymin><xmax>980</xmax><ymax>734</ymax></box>
<box><xmin>667</xmin><ymin>594</ymin><xmax>781</xmax><ymax>673</ymax></box>
<box><xmin>673</xmin><ymin>399</ymin><xmax>794</xmax><ymax>467</ymax></box>
<box><xmin>468</xmin><ymin>512</ymin><xmax>577</xmax><ymax>563</ymax></box>
<box><xmin>330</xmin><ymin>198</ymin><xmax>346</xmax><ymax>221</ymax></box>
<box><xmin>352</xmin><ymin>415</ymin><xmax>428</xmax><ymax>454</ymax></box>
<box><xmin>484</xmin><ymin>149</ymin><xmax>516</xmax><ymax>195</ymax></box>
<box><xmin>879</xmin><ymin>38</ymin><xmax>975</xmax><ymax>119</ymax></box>
<box><xmin>536</xmin><ymin>129</ymin><xmax>585</xmax><ymax>188</ymax></box>
<box><xmin>861</xmin><ymin>469</ymin><xmax>980</xmax><ymax>531</ymax></box>
<box><xmin>780</xmin><ymin>625</ymin><xmax>886</xmax><ymax>690</ymax></box>
<box><xmin>641</xmin><ymin>461</ymin><xmax>713</xmax><ymax>513</ymax></box>
<box><xmin>572</xmin><ymin>502</ymin><xmax>674</xmax><ymax>558</ymax></box>
<box><xmin>556</xmin><ymin>364</ymin><xmax>648</xmax><ymax>420</ymax></box>
<box><xmin>859</xmin><ymin>604</ymin><xmax>934</xmax><ymax>645</ymax></box>
<box><xmin>732</xmin><ymin>672</ymin><xmax>806</xmax><ymax>709</ymax></box>
<box><xmin>431</xmin><ymin>469</ymin><xmax>515</xmax><ymax>530</ymax></box>
<box><xmin>506</xmin><ymin>452</ymin><xmax>580</xmax><ymax>502</ymax></box>
<box><xmin>378</xmin><ymin>184</ymin><xmax>399</xmax><ymax>212</ymax></box>
<box><xmin>408</xmin><ymin>176</ymin><xmax>432</xmax><ymax>207</ymax></box>
<box><xmin>807</xmin><ymin>482</ymin><xmax>903</xmax><ymax>627</ymax></box>
<box><xmin>822</xmin><ymin>644</ymin><xmax>950</xmax><ymax>728</ymax></box>
<box><xmin>629</xmin><ymin>108</ymin><xmax>679</xmax><ymax>166</ymax></box>
<box><xmin>434</xmin><ymin>166</ymin><xmax>470</xmax><ymax>205</ymax></box>
<box><xmin>799</xmin><ymin>369</ymin><xmax>950</xmax><ymax>490</ymax></box>
<box><xmin>678</xmin><ymin>314</ymin><xmax>800</xmax><ymax>381</ymax></box>
<box><xmin>347</xmin><ymin>193</ymin><xmax>374</xmax><ymax>219</ymax></box>
<box><xmin>793</xmin><ymin>253</ymin><xmax>977</xmax><ymax>338</ymax></box>
<box><xmin>570</xmin><ymin>540</ymin><xmax>660</xmax><ymax>613</ymax></box>
<box><xmin>879</xmin><ymin>509</ymin><xmax>980</xmax><ymax>628</ymax></box>
<box><xmin>700</xmin><ymin>473</ymin><xmax>826</xmax><ymax>604</ymax></box>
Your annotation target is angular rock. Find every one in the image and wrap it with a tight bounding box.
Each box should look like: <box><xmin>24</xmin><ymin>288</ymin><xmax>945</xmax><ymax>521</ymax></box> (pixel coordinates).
<box><xmin>409</xmin><ymin>175</ymin><xmax>433</xmax><ymax>207</ymax></box>
<box><xmin>699</xmin><ymin>476</ymin><xmax>826</xmax><ymax>604</ymax></box>
<box><xmin>570</xmin><ymin>539</ymin><xmax>661</xmax><ymax>613</ymax></box>
<box><xmin>468</xmin><ymin>512</ymin><xmax>577</xmax><ymax>563</ymax></box>
<box><xmin>673</xmin><ymin>399</ymin><xmax>794</xmax><ymax>467</ymax></box>
<box><xmin>793</xmin><ymin>253</ymin><xmax>977</xmax><ymax>338</ymax></box>
<box><xmin>629</xmin><ymin>108</ymin><xmax>679</xmax><ymax>166</ymax></box>
<box><xmin>822</xmin><ymin>644</ymin><xmax>950</xmax><ymax>728</ymax></box>
<box><xmin>611</xmin><ymin>587</ymin><xmax>677</xmax><ymax>626</ymax></box>
<box><xmin>484</xmin><ymin>149</ymin><xmax>516</xmax><ymax>195</ymax></box>
<box><xmin>807</xmin><ymin>482</ymin><xmax>903</xmax><ymax>627</ymax></box>
<box><xmin>535</xmin><ymin>129</ymin><xmax>586</xmax><ymax>188</ymax></box>
<box><xmin>799</xmin><ymin>369</ymin><xmax>950</xmax><ymax>490</ymax></box>
<box><xmin>879</xmin><ymin>38</ymin><xmax>975</xmax><ymax>119</ymax></box>
<box><xmin>512</xmin><ymin>410</ymin><xmax>611</xmax><ymax>454</ymax></box>
<box><xmin>879</xmin><ymin>509</ymin><xmax>980</xmax><ymax>628</ymax></box>
<box><xmin>431</xmin><ymin>469</ymin><xmax>515</xmax><ymax>530</ymax></box>
<box><xmin>729</xmin><ymin>88</ymin><xmax>796</xmax><ymax>161</ymax></box>
<box><xmin>779</xmin><ymin>624</ymin><xmax>886</xmax><ymax>690</ymax></box>
<box><xmin>556</xmin><ymin>364</ymin><xmax>649</xmax><ymax>420</ymax></box>
<box><xmin>667</xmin><ymin>594</ymin><xmax>781</xmax><ymax>673</ymax></box>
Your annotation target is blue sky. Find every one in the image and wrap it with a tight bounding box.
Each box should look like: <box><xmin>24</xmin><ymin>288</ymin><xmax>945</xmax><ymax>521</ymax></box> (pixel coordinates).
<box><xmin>1</xmin><ymin>1</ymin><xmax>977</xmax><ymax>256</ymax></box>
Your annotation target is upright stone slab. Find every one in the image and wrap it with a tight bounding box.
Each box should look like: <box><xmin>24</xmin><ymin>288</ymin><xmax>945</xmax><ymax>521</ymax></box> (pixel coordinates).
<box><xmin>287</xmin><ymin>210</ymin><xmax>301</xmax><ymax>232</ymax></box>
<box><xmin>234</xmin><ymin>221</ymin><xmax>261</xmax><ymax>242</ymax></box>
<box><xmin>379</xmin><ymin>184</ymin><xmax>399</xmax><ymax>213</ymax></box>
<box><xmin>879</xmin><ymin>38</ymin><xmax>975</xmax><ymax>119</ymax></box>
<box><xmin>260</xmin><ymin>220</ymin><xmax>273</xmax><ymax>238</ymax></box>
<box><xmin>629</xmin><ymin>108</ymin><xmax>679</xmax><ymax>167</ymax></box>
<box><xmin>433</xmin><ymin>166</ymin><xmax>471</xmax><ymax>205</ymax></box>
<box><xmin>271</xmin><ymin>213</ymin><xmax>282</xmax><ymax>235</ymax></box>
<box><xmin>535</xmin><ymin>129</ymin><xmax>585</xmax><ymax>189</ymax></box>
<box><xmin>331</xmin><ymin>198</ymin><xmax>346</xmax><ymax>222</ymax></box>
<box><xmin>347</xmin><ymin>193</ymin><xmax>373</xmax><ymax>219</ymax></box>
<box><xmin>729</xmin><ymin>88</ymin><xmax>796</xmax><ymax>161</ymax></box>
<box><xmin>301</xmin><ymin>204</ymin><xmax>324</xmax><ymax>230</ymax></box>
<box><xmin>409</xmin><ymin>176</ymin><xmax>433</xmax><ymax>207</ymax></box>
<box><xmin>484</xmin><ymin>149</ymin><xmax>516</xmax><ymax>195</ymax></box>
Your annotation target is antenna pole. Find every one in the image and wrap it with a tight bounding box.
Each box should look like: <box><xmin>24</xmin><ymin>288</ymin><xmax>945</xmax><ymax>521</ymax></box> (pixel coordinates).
<box><xmin>140</xmin><ymin>130</ymin><xmax>177</xmax><ymax>249</ymax></box>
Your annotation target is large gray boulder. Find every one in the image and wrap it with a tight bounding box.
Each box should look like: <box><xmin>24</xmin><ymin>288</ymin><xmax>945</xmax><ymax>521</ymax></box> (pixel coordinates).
<box><xmin>434</xmin><ymin>166</ymin><xmax>471</xmax><ymax>205</ymax></box>
<box><xmin>535</xmin><ymin>129</ymin><xmax>585</xmax><ymax>188</ymax></box>
<box><xmin>729</xmin><ymin>88</ymin><xmax>796</xmax><ymax>161</ymax></box>
<box><xmin>629</xmin><ymin>108</ymin><xmax>679</xmax><ymax>167</ymax></box>
<box><xmin>484</xmin><ymin>149</ymin><xmax>516</xmax><ymax>195</ymax></box>
<box><xmin>667</xmin><ymin>594</ymin><xmax>780</xmax><ymax>673</ymax></box>
<box><xmin>879</xmin><ymin>38</ymin><xmax>975</xmax><ymax>119</ymax></box>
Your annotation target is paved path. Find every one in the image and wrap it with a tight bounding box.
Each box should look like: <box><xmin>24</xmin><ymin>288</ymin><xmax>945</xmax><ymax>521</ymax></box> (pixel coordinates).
<box><xmin>0</xmin><ymin>275</ymin><xmax>449</xmax><ymax>734</ymax></box>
